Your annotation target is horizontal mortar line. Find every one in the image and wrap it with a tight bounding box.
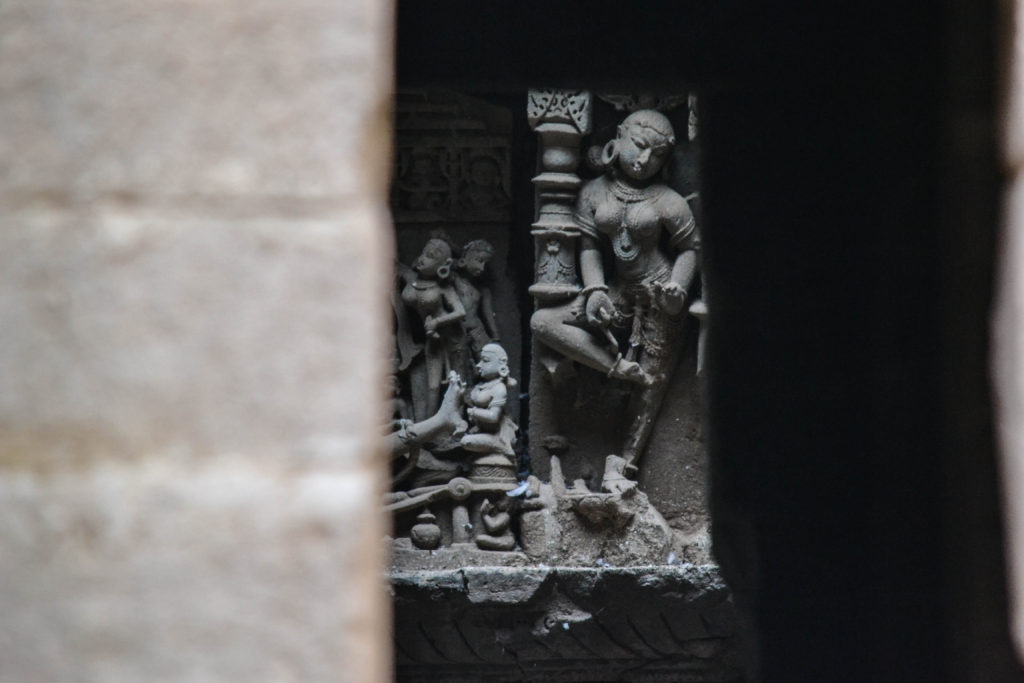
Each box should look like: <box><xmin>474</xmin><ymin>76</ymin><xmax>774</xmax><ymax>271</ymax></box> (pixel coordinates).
<box><xmin>0</xmin><ymin>190</ymin><xmax>382</xmax><ymax>219</ymax></box>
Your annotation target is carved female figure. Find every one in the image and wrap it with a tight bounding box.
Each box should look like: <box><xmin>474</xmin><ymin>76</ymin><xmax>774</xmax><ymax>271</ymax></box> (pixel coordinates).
<box><xmin>460</xmin><ymin>342</ymin><xmax>517</xmax><ymax>457</ymax></box>
<box><xmin>400</xmin><ymin>237</ymin><xmax>467</xmax><ymax>418</ymax></box>
<box><xmin>531</xmin><ymin>109</ymin><xmax>699</xmax><ymax>475</ymax></box>
<box><xmin>454</xmin><ymin>239</ymin><xmax>501</xmax><ymax>359</ymax></box>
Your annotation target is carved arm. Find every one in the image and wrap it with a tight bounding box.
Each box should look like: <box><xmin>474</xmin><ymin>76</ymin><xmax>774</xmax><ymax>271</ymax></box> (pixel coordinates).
<box><xmin>580</xmin><ymin>235</ymin><xmax>615</xmax><ymax>326</ymax></box>
<box><xmin>579</xmin><ymin>235</ymin><xmax>606</xmax><ymax>288</ymax></box>
<box><xmin>671</xmin><ymin>249</ymin><xmax>699</xmax><ymax>294</ymax></box>
<box><xmin>480</xmin><ymin>286</ymin><xmax>500</xmax><ymax>341</ymax></box>
<box><xmin>430</xmin><ymin>287</ymin><xmax>467</xmax><ymax>329</ymax></box>
<box><xmin>468</xmin><ymin>384</ymin><xmax>507</xmax><ymax>427</ymax></box>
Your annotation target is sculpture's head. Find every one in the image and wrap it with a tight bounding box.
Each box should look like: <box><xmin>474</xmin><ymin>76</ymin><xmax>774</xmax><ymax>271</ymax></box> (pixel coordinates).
<box><xmin>413</xmin><ymin>238</ymin><xmax>453</xmax><ymax>280</ymax></box>
<box><xmin>476</xmin><ymin>342</ymin><xmax>510</xmax><ymax>381</ymax></box>
<box><xmin>459</xmin><ymin>239</ymin><xmax>495</xmax><ymax>278</ymax></box>
<box><xmin>603</xmin><ymin>109</ymin><xmax>676</xmax><ymax>182</ymax></box>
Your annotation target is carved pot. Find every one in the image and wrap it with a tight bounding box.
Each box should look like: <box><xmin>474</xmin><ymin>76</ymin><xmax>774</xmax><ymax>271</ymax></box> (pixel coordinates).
<box><xmin>410</xmin><ymin>510</ymin><xmax>441</xmax><ymax>550</ymax></box>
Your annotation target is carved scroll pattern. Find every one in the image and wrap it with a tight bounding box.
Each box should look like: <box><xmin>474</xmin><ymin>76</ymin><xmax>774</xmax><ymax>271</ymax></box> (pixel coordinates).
<box><xmin>528</xmin><ymin>90</ymin><xmax>592</xmax><ymax>132</ymax></box>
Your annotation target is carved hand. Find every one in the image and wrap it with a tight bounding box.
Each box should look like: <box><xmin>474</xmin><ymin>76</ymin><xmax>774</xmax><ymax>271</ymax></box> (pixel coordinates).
<box><xmin>424</xmin><ymin>316</ymin><xmax>440</xmax><ymax>339</ymax></box>
<box><xmin>653</xmin><ymin>281</ymin><xmax>686</xmax><ymax>316</ymax></box>
<box><xmin>585</xmin><ymin>290</ymin><xmax>616</xmax><ymax>327</ymax></box>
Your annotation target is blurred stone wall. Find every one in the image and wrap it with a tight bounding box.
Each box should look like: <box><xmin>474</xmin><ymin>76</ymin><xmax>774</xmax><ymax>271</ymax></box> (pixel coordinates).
<box><xmin>0</xmin><ymin>1</ymin><xmax>393</xmax><ymax>680</ymax></box>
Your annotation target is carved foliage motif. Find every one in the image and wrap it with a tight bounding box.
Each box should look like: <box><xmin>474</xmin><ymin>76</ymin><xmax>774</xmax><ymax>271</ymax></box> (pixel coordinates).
<box><xmin>535</xmin><ymin>237</ymin><xmax>576</xmax><ymax>284</ymax></box>
<box><xmin>527</xmin><ymin>89</ymin><xmax>592</xmax><ymax>133</ymax></box>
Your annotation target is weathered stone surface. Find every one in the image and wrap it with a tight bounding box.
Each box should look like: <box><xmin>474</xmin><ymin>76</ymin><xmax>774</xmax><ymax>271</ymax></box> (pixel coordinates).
<box><xmin>0</xmin><ymin>461</ymin><xmax>386</xmax><ymax>681</ymax></box>
<box><xmin>391</xmin><ymin>539</ymin><xmax>533</xmax><ymax>571</ymax></box>
<box><xmin>516</xmin><ymin>479</ymin><xmax>690</xmax><ymax>567</ymax></box>
<box><xmin>0</xmin><ymin>206</ymin><xmax>388</xmax><ymax>468</ymax></box>
<box><xmin>0</xmin><ymin>0</ymin><xmax>393</xmax><ymax>199</ymax></box>
<box><xmin>391</xmin><ymin>565</ymin><xmax>744</xmax><ymax>682</ymax></box>
<box><xmin>0</xmin><ymin>0</ymin><xmax>394</xmax><ymax>680</ymax></box>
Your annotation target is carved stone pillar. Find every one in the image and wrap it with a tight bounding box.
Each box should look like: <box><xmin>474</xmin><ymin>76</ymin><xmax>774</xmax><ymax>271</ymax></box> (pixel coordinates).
<box><xmin>527</xmin><ymin>90</ymin><xmax>592</xmax><ymax>301</ymax></box>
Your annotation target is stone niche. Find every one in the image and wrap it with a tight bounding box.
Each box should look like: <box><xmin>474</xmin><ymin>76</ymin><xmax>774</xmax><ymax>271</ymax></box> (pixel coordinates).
<box><xmin>386</xmin><ymin>89</ymin><xmax>743</xmax><ymax>683</ymax></box>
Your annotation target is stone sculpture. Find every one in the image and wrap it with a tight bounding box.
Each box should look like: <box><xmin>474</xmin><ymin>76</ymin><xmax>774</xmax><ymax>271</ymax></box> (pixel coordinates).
<box><xmin>386</xmin><ymin>342</ymin><xmax>521</xmax><ymax>554</ymax></box>
<box><xmin>531</xmin><ymin>109</ymin><xmax>700</xmax><ymax>478</ymax></box>
<box><xmin>399</xmin><ymin>237</ymin><xmax>467</xmax><ymax>419</ymax></box>
<box><xmin>388</xmin><ymin>372</ymin><xmax>467</xmax><ymax>486</ymax></box>
<box><xmin>387</xmin><ymin>91</ymin><xmax>739</xmax><ymax>683</ymax></box>
<box><xmin>386</xmin><ymin>91</ymin><xmax>707</xmax><ymax>572</ymax></box>
<box><xmin>453</xmin><ymin>239</ymin><xmax>501</xmax><ymax>358</ymax></box>
<box><xmin>460</xmin><ymin>342</ymin><xmax>517</xmax><ymax>458</ymax></box>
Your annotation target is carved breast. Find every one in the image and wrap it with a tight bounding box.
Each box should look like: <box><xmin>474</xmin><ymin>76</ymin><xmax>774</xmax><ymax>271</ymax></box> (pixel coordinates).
<box><xmin>401</xmin><ymin>281</ymin><xmax>444</xmax><ymax>317</ymax></box>
<box><xmin>469</xmin><ymin>382</ymin><xmax>499</xmax><ymax>409</ymax></box>
<box><xmin>593</xmin><ymin>193</ymin><xmax>663</xmax><ymax>248</ymax></box>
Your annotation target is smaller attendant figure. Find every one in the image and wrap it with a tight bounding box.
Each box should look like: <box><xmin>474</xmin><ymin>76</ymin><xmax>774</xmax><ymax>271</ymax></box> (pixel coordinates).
<box><xmin>460</xmin><ymin>342</ymin><xmax>517</xmax><ymax>457</ymax></box>
<box><xmin>475</xmin><ymin>496</ymin><xmax>515</xmax><ymax>551</ymax></box>
<box><xmin>400</xmin><ymin>237</ymin><xmax>467</xmax><ymax>419</ymax></box>
<box><xmin>454</xmin><ymin>239</ymin><xmax>501</xmax><ymax>359</ymax></box>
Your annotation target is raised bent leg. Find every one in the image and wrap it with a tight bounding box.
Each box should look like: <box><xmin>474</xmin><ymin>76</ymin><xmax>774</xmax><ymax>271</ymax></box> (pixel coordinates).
<box><xmin>531</xmin><ymin>305</ymin><xmax>649</xmax><ymax>384</ymax></box>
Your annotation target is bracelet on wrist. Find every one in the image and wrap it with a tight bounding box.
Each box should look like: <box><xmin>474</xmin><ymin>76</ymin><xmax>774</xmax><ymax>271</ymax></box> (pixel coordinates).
<box><xmin>580</xmin><ymin>284</ymin><xmax>608</xmax><ymax>297</ymax></box>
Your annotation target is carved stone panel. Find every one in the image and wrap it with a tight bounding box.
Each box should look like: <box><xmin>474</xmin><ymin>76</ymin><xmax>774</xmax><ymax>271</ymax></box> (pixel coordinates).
<box><xmin>393</xmin><ymin>90</ymin><xmax>513</xmax><ymax>225</ymax></box>
<box><xmin>527</xmin><ymin>92</ymin><xmax>708</xmax><ymax>549</ymax></box>
<box><xmin>384</xmin><ymin>87</ymin><xmax>740</xmax><ymax>682</ymax></box>
<box><xmin>386</xmin><ymin>89</ymin><xmax>710</xmax><ymax>567</ymax></box>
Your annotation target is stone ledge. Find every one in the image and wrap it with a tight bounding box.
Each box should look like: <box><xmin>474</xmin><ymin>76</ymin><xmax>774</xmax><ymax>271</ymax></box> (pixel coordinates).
<box><xmin>391</xmin><ymin>564</ymin><xmax>746</xmax><ymax>682</ymax></box>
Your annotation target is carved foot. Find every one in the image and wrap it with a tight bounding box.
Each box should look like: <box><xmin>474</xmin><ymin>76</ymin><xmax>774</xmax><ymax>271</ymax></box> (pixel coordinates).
<box><xmin>439</xmin><ymin>372</ymin><xmax>468</xmax><ymax>438</ymax></box>
<box><xmin>475</xmin><ymin>534</ymin><xmax>515</xmax><ymax>551</ymax></box>
<box><xmin>600</xmin><ymin>454</ymin><xmax>638</xmax><ymax>497</ymax></box>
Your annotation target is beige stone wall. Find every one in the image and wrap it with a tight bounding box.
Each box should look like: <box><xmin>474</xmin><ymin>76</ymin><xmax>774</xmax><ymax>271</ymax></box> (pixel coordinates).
<box><xmin>0</xmin><ymin>1</ymin><xmax>393</xmax><ymax>680</ymax></box>
<box><xmin>998</xmin><ymin>0</ymin><xmax>1024</xmax><ymax>664</ymax></box>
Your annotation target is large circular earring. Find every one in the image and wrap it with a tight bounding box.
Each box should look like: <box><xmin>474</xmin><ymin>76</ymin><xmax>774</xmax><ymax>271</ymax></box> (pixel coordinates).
<box><xmin>600</xmin><ymin>139</ymin><xmax>618</xmax><ymax>169</ymax></box>
<box><xmin>437</xmin><ymin>263</ymin><xmax>451</xmax><ymax>280</ymax></box>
